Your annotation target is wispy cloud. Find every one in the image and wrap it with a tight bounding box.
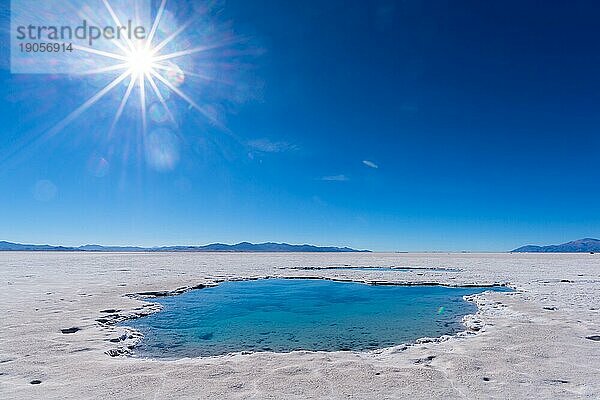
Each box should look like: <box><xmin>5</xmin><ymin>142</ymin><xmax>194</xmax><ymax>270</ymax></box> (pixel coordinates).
<box><xmin>362</xmin><ymin>160</ymin><xmax>379</xmax><ymax>169</ymax></box>
<box><xmin>321</xmin><ymin>174</ymin><xmax>349</xmax><ymax>181</ymax></box>
<box><xmin>247</xmin><ymin>138</ymin><xmax>297</xmax><ymax>153</ymax></box>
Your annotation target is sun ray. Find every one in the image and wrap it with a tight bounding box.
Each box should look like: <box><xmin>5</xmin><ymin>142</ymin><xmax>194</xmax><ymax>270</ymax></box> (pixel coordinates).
<box><xmin>150</xmin><ymin>18</ymin><xmax>194</xmax><ymax>55</ymax></box>
<box><xmin>146</xmin><ymin>72</ymin><xmax>176</xmax><ymax>124</ymax></box>
<box><xmin>107</xmin><ymin>35</ymin><xmax>130</xmax><ymax>56</ymax></box>
<box><xmin>75</xmin><ymin>5</ymin><xmax>130</xmax><ymax>56</ymax></box>
<box><xmin>72</xmin><ymin>44</ymin><xmax>129</xmax><ymax>62</ymax></box>
<box><xmin>146</xmin><ymin>0</ymin><xmax>168</xmax><ymax>50</ymax></box>
<box><xmin>48</xmin><ymin>70</ymin><xmax>132</xmax><ymax>136</ymax></box>
<box><xmin>80</xmin><ymin>63</ymin><xmax>130</xmax><ymax>76</ymax></box>
<box><xmin>149</xmin><ymin>69</ymin><xmax>200</xmax><ymax>111</ymax></box>
<box><xmin>153</xmin><ymin>63</ymin><xmax>228</xmax><ymax>84</ymax></box>
<box><xmin>138</xmin><ymin>72</ymin><xmax>147</xmax><ymax>135</ymax></box>
<box><xmin>153</xmin><ymin>41</ymin><xmax>232</xmax><ymax>62</ymax></box>
<box><xmin>109</xmin><ymin>75</ymin><xmax>137</xmax><ymax>137</ymax></box>
<box><xmin>133</xmin><ymin>0</ymin><xmax>142</xmax><ymax>42</ymax></box>
<box><xmin>101</xmin><ymin>0</ymin><xmax>135</xmax><ymax>52</ymax></box>
<box><xmin>149</xmin><ymin>69</ymin><xmax>224</xmax><ymax>127</ymax></box>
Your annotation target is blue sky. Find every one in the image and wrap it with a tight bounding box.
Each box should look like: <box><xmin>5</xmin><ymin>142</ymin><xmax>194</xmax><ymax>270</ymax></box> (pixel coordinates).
<box><xmin>1</xmin><ymin>0</ymin><xmax>599</xmax><ymax>251</ymax></box>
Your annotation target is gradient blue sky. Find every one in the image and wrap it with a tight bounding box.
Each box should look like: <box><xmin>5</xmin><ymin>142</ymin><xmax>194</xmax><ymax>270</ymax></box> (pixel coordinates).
<box><xmin>1</xmin><ymin>0</ymin><xmax>599</xmax><ymax>251</ymax></box>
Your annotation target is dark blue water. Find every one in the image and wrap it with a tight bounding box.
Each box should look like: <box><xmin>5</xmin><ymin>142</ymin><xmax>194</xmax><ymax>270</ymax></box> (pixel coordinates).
<box><xmin>125</xmin><ymin>279</ymin><xmax>509</xmax><ymax>358</ymax></box>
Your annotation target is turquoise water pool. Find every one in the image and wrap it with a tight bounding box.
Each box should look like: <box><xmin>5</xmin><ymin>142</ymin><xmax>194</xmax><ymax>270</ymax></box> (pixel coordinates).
<box><xmin>125</xmin><ymin>278</ymin><xmax>509</xmax><ymax>358</ymax></box>
<box><xmin>286</xmin><ymin>266</ymin><xmax>457</xmax><ymax>272</ymax></box>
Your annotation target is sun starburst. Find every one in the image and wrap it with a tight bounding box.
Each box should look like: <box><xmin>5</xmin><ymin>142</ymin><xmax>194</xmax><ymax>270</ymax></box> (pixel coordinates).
<box><xmin>48</xmin><ymin>0</ymin><xmax>209</xmax><ymax>138</ymax></box>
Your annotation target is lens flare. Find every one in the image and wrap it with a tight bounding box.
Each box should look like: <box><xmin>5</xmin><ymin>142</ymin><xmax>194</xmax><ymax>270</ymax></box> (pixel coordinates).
<box><xmin>87</xmin><ymin>155</ymin><xmax>110</xmax><ymax>177</ymax></box>
<box><xmin>32</xmin><ymin>180</ymin><xmax>58</xmax><ymax>202</ymax></box>
<box><xmin>144</xmin><ymin>128</ymin><xmax>180</xmax><ymax>171</ymax></box>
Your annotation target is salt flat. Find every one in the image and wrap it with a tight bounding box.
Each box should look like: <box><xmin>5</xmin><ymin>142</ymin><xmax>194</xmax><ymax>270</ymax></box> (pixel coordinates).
<box><xmin>0</xmin><ymin>252</ymin><xmax>599</xmax><ymax>399</ymax></box>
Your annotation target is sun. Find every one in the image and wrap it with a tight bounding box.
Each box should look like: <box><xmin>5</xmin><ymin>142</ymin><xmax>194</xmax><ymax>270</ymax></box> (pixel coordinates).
<box><xmin>126</xmin><ymin>47</ymin><xmax>156</xmax><ymax>76</ymax></box>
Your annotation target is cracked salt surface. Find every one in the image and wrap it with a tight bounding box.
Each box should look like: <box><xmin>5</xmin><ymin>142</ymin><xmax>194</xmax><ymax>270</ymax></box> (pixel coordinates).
<box><xmin>1</xmin><ymin>252</ymin><xmax>599</xmax><ymax>399</ymax></box>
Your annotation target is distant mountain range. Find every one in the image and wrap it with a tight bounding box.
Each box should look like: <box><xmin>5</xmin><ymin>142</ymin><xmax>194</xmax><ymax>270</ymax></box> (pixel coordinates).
<box><xmin>512</xmin><ymin>238</ymin><xmax>600</xmax><ymax>253</ymax></box>
<box><xmin>0</xmin><ymin>241</ymin><xmax>370</xmax><ymax>253</ymax></box>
